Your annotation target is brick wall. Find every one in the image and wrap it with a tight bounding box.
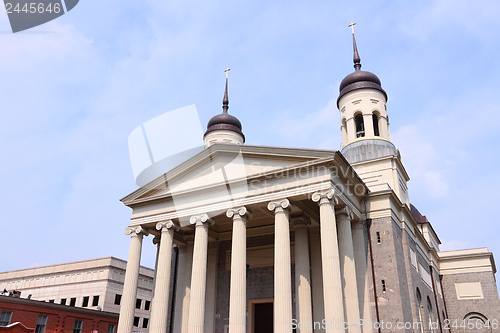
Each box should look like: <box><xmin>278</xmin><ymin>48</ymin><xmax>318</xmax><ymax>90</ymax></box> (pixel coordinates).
<box><xmin>441</xmin><ymin>271</ymin><xmax>500</xmax><ymax>333</ymax></box>
<box><xmin>0</xmin><ymin>296</ymin><xmax>118</xmax><ymax>333</ymax></box>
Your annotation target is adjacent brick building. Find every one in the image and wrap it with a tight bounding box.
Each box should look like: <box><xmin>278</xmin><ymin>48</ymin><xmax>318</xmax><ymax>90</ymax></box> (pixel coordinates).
<box><xmin>0</xmin><ymin>257</ymin><xmax>153</xmax><ymax>332</ymax></box>
<box><xmin>0</xmin><ymin>295</ymin><xmax>118</xmax><ymax>332</ymax></box>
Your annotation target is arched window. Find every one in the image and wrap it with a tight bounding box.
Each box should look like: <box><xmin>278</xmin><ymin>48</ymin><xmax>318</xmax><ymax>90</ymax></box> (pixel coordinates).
<box><xmin>416</xmin><ymin>288</ymin><xmax>423</xmax><ymax>333</ymax></box>
<box><xmin>354</xmin><ymin>113</ymin><xmax>365</xmax><ymax>138</ymax></box>
<box><xmin>442</xmin><ymin>311</ymin><xmax>448</xmax><ymax>331</ymax></box>
<box><xmin>372</xmin><ymin>113</ymin><xmax>380</xmax><ymax>136</ymax></box>
<box><xmin>427</xmin><ymin>297</ymin><xmax>434</xmax><ymax>333</ymax></box>
<box><xmin>464</xmin><ymin>312</ymin><xmax>491</xmax><ymax>332</ymax></box>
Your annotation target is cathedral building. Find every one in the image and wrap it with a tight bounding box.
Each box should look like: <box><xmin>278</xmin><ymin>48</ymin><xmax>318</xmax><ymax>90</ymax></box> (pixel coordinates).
<box><xmin>117</xmin><ymin>32</ymin><xmax>500</xmax><ymax>333</ymax></box>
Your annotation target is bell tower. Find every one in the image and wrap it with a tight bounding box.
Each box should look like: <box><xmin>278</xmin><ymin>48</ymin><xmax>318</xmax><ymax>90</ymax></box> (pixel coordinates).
<box><xmin>337</xmin><ymin>24</ymin><xmax>409</xmax><ymax>205</ymax></box>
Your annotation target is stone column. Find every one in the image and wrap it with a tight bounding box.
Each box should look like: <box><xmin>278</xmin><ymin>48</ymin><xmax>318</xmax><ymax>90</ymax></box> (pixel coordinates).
<box><xmin>204</xmin><ymin>242</ymin><xmax>219</xmax><ymax>333</ymax></box>
<box><xmin>293</xmin><ymin>216</ymin><xmax>313</xmax><ymax>333</ymax></box>
<box><xmin>187</xmin><ymin>213</ymin><xmax>214</xmax><ymax>333</ymax></box>
<box><xmin>347</xmin><ymin>117</ymin><xmax>356</xmax><ymax>142</ymax></box>
<box><xmin>363</xmin><ymin>114</ymin><xmax>375</xmax><ymax>137</ymax></box>
<box><xmin>149</xmin><ymin>236</ymin><xmax>160</xmax><ymax>328</ymax></box>
<box><xmin>379</xmin><ymin>116</ymin><xmax>389</xmax><ymax>139</ymax></box>
<box><xmin>310</xmin><ymin>227</ymin><xmax>325</xmax><ymax>333</ymax></box>
<box><xmin>152</xmin><ymin>236</ymin><xmax>160</xmax><ymax>296</ymax></box>
<box><xmin>117</xmin><ymin>226</ymin><xmax>149</xmax><ymax>333</ymax></box>
<box><xmin>149</xmin><ymin>221</ymin><xmax>177</xmax><ymax>333</ymax></box>
<box><xmin>227</xmin><ymin>207</ymin><xmax>252</xmax><ymax>333</ymax></box>
<box><xmin>336</xmin><ymin>207</ymin><xmax>361</xmax><ymax>333</ymax></box>
<box><xmin>352</xmin><ymin>221</ymin><xmax>373</xmax><ymax>333</ymax></box>
<box><xmin>173</xmin><ymin>236</ymin><xmax>194</xmax><ymax>333</ymax></box>
<box><xmin>312</xmin><ymin>189</ymin><xmax>345</xmax><ymax>333</ymax></box>
<box><xmin>268</xmin><ymin>199</ymin><xmax>294</xmax><ymax>333</ymax></box>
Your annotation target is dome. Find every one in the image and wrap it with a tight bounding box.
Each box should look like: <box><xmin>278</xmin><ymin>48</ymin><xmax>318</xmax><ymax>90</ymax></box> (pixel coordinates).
<box><xmin>205</xmin><ymin>112</ymin><xmax>244</xmax><ymax>138</ymax></box>
<box><xmin>338</xmin><ymin>70</ymin><xmax>387</xmax><ymax>104</ymax></box>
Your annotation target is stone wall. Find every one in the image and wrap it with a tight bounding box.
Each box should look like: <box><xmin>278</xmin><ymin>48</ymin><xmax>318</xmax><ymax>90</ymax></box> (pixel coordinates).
<box><xmin>441</xmin><ymin>271</ymin><xmax>500</xmax><ymax>333</ymax></box>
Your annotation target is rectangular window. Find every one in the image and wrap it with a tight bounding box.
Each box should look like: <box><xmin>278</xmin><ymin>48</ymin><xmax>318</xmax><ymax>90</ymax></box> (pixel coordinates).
<box><xmin>61</xmin><ymin>298</ymin><xmax>67</xmax><ymax>305</ymax></box>
<box><xmin>144</xmin><ymin>300</ymin><xmax>151</xmax><ymax>311</ymax></box>
<box><xmin>107</xmin><ymin>324</ymin><xmax>116</xmax><ymax>333</ymax></box>
<box><xmin>48</xmin><ymin>300</ymin><xmax>55</xmax><ymax>303</ymax></box>
<box><xmin>410</xmin><ymin>248</ymin><xmax>418</xmax><ymax>270</ymax></box>
<box><xmin>382</xmin><ymin>280</ymin><xmax>386</xmax><ymax>292</ymax></box>
<box><xmin>142</xmin><ymin>318</ymin><xmax>149</xmax><ymax>329</ymax></box>
<box><xmin>114</xmin><ymin>294</ymin><xmax>121</xmax><ymax>305</ymax></box>
<box><xmin>135</xmin><ymin>298</ymin><xmax>142</xmax><ymax>309</ymax></box>
<box><xmin>35</xmin><ymin>315</ymin><xmax>48</xmax><ymax>333</ymax></box>
<box><xmin>70</xmin><ymin>298</ymin><xmax>76</xmax><ymax>307</ymax></box>
<box><xmin>92</xmin><ymin>295</ymin><xmax>99</xmax><ymax>307</ymax></box>
<box><xmin>133</xmin><ymin>317</ymin><xmax>140</xmax><ymax>327</ymax></box>
<box><xmin>0</xmin><ymin>311</ymin><xmax>13</xmax><ymax>327</ymax></box>
<box><xmin>418</xmin><ymin>263</ymin><xmax>433</xmax><ymax>290</ymax></box>
<box><xmin>376</xmin><ymin>231</ymin><xmax>381</xmax><ymax>244</ymax></box>
<box><xmin>73</xmin><ymin>320</ymin><xmax>83</xmax><ymax>333</ymax></box>
<box><xmin>82</xmin><ymin>296</ymin><xmax>89</xmax><ymax>307</ymax></box>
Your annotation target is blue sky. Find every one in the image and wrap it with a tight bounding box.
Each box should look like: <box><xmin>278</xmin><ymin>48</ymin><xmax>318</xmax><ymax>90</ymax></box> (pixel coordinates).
<box><xmin>1</xmin><ymin>1</ymin><xmax>499</xmax><ymax>272</ymax></box>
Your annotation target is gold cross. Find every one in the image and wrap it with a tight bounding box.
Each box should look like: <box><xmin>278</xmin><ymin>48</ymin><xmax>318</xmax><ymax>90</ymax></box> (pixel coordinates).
<box><xmin>348</xmin><ymin>21</ymin><xmax>356</xmax><ymax>34</ymax></box>
<box><xmin>225</xmin><ymin>67</ymin><xmax>231</xmax><ymax>79</ymax></box>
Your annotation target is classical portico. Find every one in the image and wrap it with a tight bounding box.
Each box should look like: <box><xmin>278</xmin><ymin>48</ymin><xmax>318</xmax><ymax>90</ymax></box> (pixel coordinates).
<box><xmin>117</xmin><ymin>139</ymin><xmax>375</xmax><ymax>333</ymax></box>
<box><xmin>115</xmin><ymin>55</ymin><xmax>379</xmax><ymax>333</ymax></box>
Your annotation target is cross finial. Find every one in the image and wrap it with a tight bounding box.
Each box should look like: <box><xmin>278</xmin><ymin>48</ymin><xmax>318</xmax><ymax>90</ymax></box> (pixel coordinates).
<box><xmin>348</xmin><ymin>21</ymin><xmax>356</xmax><ymax>35</ymax></box>
<box><xmin>222</xmin><ymin>67</ymin><xmax>230</xmax><ymax>113</ymax></box>
<box><xmin>348</xmin><ymin>22</ymin><xmax>362</xmax><ymax>71</ymax></box>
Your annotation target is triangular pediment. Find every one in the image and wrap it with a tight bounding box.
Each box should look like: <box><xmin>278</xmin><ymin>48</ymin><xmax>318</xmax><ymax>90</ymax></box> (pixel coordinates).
<box><xmin>121</xmin><ymin>143</ymin><xmax>337</xmax><ymax>206</ymax></box>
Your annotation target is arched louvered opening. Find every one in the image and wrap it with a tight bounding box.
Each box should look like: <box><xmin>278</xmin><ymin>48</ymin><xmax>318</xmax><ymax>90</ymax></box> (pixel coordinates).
<box><xmin>354</xmin><ymin>113</ymin><xmax>365</xmax><ymax>138</ymax></box>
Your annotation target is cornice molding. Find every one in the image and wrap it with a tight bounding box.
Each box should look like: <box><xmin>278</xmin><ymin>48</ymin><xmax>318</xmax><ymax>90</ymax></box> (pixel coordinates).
<box><xmin>129</xmin><ymin>180</ymin><xmax>365</xmax><ymax>227</ymax></box>
<box><xmin>130</xmin><ymin>181</ymin><xmax>331</xmax><ymax>225</ymax></box>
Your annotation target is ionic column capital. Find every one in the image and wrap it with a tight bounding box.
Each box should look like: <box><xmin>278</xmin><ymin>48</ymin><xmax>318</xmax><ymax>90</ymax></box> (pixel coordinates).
<box><xmin>291</xmin><ymin>215</ymin><xmax>311</xmax><ymax>228</ymax></box>
<box><xmin>311</xmin><ymin>188</ymin><xmax>338</xmax><ymax>206</ymax></box>
<box><xmin>125</xmin><ymin>225</ymin><xmax>149</xmax><ymax>237</ymax></box>
<box><xmin>226</xmin><ymin>206</ymin><xmax>253</xmax><ymax>220</ymax></box>
<box><xmin>335</xmin><ymin>206</ymin><xmax>353</xmax><ymax>220</ymax></box>
<box><xmin>351</xmin><ymin>220</ymin><xmax>365</xmax><ymax>230</ymax></box>
<box><xmin>189</xmin><ymin>213</ymin><xmax>215</xmax><ymax>227</ymax></box>
<box><xmin>156</xmin><ymin>220</ymin><xmax>179</xmax><ymax>232</ymax></box>
<box><xmin>267</xmin><ymin>198</ymin><xmax>295</xmax><ymax>214</ymax></box>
